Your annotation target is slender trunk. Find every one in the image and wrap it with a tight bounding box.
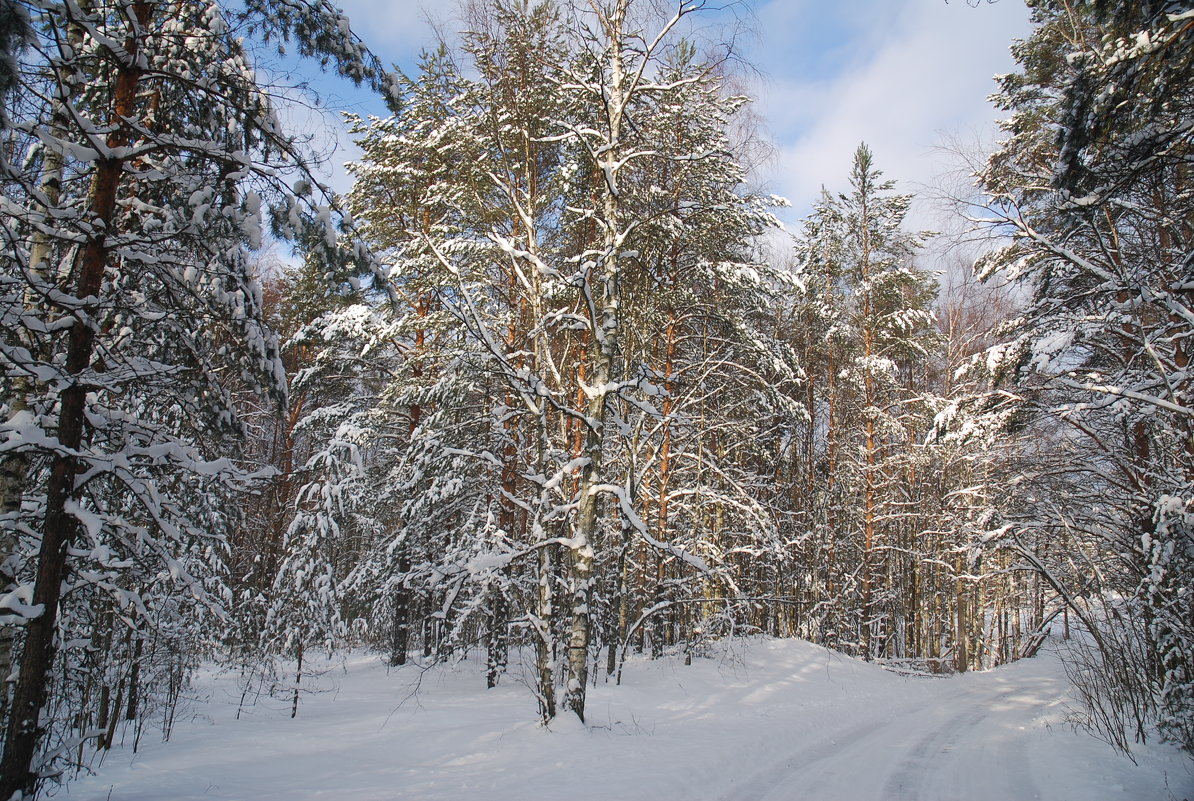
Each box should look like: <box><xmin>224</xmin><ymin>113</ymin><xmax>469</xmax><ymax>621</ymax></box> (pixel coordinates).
<box><xmin>0</xmin><ymin>21</ymin><xmax>79</xmax><ymax>720</ymax></box>
<box><xmin>389</xmin><ymin>557</ymin><xmax>410</xmax><ymax>667</ymax></box>
<box><xmin>422</xmin><ymin>612</ymin><xmax>434</xmax><ymax>658</ymax></box>
<box><xmin>1</xmin><ymin>178</ymin><xmax>108</xmax><ymax>800</ymax></box>
<box><xmin>954</xmin><ymin>553</ymin><xmax>969</xmax><ymax>673</ymax></box>
<box><xmin>96</xmin><ymin>682</ymin><xmax>110</xmax><ymax>743</ymax></box>
<box><xmin>823</xmin><ymin>258</ymin><xmax>839</xmax><ymax>601</ymax></box>
<box><xmin>0</xmin><ymin>8</ymin><xmax>150</xmax><ymax>794</ymax></box>
<box><xmin>564</xmin><ymin>407</ymin><xmax>599</xmax><ymax>719</ymax></box>
<box><xmin>607</xmin><ymin>539</ymin><xmax>627</xmax><ymax>678</ymax></box>
<box><xmin>861</xmin><ymin>409</ymin><xmax>877</xmax><ymax>656</ymax></box>
<box><xmin>533</xmin><ymin>390</ymin><xmax>556</xmax><ymax>719</ymax></box>
<box><xmin>126</xmin><ymin>633</ymin><xmax>142</xmax><ymax>721</ymax></box>
<box><xmin>562</xmin><ymin>1</ymin><xmax>633</xmax><ymax>723</ymax></box>
<box><xmin>486</xmin><ymin>590</ymin><xmax>508</xmax><ymax>689</ymax></box>
<box><xmin>100</xmin><ymin>680</ymin><xmax>123</xmax><ymax>751</ymax></box>
<box><xmin>290</xmin><ymin>643</ymin><xmax>303</xmax><ymax>719</ymax></box>
<box><xmin>535</xmin><ymin>541</ymin><xmax>556</xmax><ymax>721</ymax></box>
<box><xmin>658</xmin><ymin>312</ymin><xmax>676</xmax><ymax>537</ymax></box>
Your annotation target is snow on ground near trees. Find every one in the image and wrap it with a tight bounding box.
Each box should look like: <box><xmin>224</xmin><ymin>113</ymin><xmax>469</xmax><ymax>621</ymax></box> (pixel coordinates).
<box><xmin>71</xmin><ymin>637</ymin><xmax>1191</xmax><ymax>801</ymax></box>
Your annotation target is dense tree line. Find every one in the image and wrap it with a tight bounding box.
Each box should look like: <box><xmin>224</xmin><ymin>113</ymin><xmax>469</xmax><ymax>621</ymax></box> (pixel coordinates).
<box><xmin>250</xmin><ymin>0</ymin><xmax>1052</xmax><ymax>724</ymax></box>
<box><xmin>0</xmin><ymin>0</ymin><xmax>1189</xmax><ymax>795</ymax></box>
<box><xmin>0</xmin><ymin>0</ymin><xmax>391</xmax><ymax>795</ymax></box>
<box><xmin>973</xmin><ymin>0</ymin><xmax>1194</xmax><ymax>753</ymax></box>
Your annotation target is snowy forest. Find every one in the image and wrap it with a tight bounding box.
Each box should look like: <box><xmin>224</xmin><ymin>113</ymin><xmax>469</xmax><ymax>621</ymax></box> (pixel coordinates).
<box><xmin>0</xmin><ymin>0</ymin><xmax>1191</xmax><ymax>798</ymax></box>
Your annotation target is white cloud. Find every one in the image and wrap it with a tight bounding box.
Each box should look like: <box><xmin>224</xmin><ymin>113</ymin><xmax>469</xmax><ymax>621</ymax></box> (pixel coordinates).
<box><xmin>751</xmin><ymin>0</ymin><xmax>1031</xmax><ymax>229</ymax></box>
<box><xmin>320</xmin><ymin>0</ymin><xmax>1031</xmax><ymax>230</ymax></box>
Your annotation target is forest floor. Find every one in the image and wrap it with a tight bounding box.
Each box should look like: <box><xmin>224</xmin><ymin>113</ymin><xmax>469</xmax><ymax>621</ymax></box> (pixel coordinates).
<box><xmin>68</xmin><ymin>635</ymin><xmax>1192</xmax><ymax>801</ymax></box>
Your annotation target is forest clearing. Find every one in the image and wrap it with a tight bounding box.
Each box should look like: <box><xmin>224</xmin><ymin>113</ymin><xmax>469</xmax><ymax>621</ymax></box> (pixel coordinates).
<box><xmin>70</xmin><ymin>636</ymin><xmax>1192</xmax><ymax>801</ymax></box>
<box><xmin>1</xmin><ymin>0</ymin><xmax>1192</xmax><ymax>797</ymax></box>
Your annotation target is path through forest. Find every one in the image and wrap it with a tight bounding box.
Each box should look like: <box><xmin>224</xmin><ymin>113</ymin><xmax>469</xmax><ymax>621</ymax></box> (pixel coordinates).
<box><xmin>72</xmin><ymin>637</ymin><xmax>1191</xmax><ymax>801</ymax></box>
<box><xmin>724</xmin><ymin>653</ymin><xmax>1063</xmax><ymax>800</ymax></box>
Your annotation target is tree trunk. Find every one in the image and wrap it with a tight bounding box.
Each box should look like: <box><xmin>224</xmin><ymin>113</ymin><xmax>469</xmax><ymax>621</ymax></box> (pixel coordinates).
<box><xmin>290</xmin><ymin>643</ymin><xmax>303</xmax><ymax>719</ymax></box>
<box><xmin>126</xmin><ymin>633</ymin><xmax>142</xmax><ymax>722</ymax></box>
<box><xmin>535</xmin><ymin>541</ymin><xmax>556</xmax><ymax>721</ymax></box>
<box><xmin>486</xmin><ymin>589</ymin><xmax>508</xmax><ymax>689</ymax></box>
<box><xmin>0</xmin><ymin>19</ymin><xmax>79</xmax><ymax>722</ymax></box>
<box><xmin>0</xmin><ymin>8</ymin><xmax>150</xmax><ymax>794</ymax></box>
<box><xmin>389</xmin><ymin>559</ymin><xmax>410</xmax><ymax>667</ymax></box>
<box><xmin>954</xmin><ymin>553</ymin><xmax>969</xmax><ymax>673</ymax></box>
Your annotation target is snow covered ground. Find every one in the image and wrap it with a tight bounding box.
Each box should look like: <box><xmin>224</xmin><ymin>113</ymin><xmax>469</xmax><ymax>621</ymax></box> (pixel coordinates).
<box><xmin>68</xmin><ymin>637</ymin><xmax>1192</xmax><ymax>801</ymax></box>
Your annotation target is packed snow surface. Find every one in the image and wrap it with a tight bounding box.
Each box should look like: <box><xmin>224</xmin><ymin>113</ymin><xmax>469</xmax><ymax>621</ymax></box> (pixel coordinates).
<box><xmin>71</xmin><ymin>637</ymin><xmax>1191</xmax><ymax>801</ymax></box>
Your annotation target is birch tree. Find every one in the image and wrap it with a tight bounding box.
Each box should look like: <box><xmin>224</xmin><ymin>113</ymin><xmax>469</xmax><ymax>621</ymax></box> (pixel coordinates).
<box><xmin>341</xmin><ymin>0</ymin><xmax>780</xmax><ymax>723</ymax></box>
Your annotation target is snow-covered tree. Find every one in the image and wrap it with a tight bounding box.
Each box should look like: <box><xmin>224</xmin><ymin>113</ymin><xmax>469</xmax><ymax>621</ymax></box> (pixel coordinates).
<box><xmin>0</xmin><ymin>0</ymin><xmax>392</xmax><ymax>792</ymax></box>
<box><xmin>337</xmin><ymin>0</ymin><xmax>783</xmax><ymax>723</ymax></box>
<box><xmin>977</xmin><ymin>0</ymin><xmax>1194</xmax><ymax>753</ymax></box>
<box><xmin>787</xmin><ymin>145</ymin><xmax>936</xmax><ymax>659</ymax></box>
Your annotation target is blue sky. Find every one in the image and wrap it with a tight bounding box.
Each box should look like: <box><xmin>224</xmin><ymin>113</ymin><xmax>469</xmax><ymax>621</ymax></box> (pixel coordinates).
<box><xmin>305</xmin><ymin>0</ymin><xmax>1031</xmax><ymax>231</ymax></box>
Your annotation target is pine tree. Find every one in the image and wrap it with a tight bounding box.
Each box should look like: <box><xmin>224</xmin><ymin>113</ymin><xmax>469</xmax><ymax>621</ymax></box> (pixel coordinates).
<box><xmin>0</xmin><ymin>0</ymin><xmax>391</xmax><ymax>793</ymax></box>
<box><xmin>340</xmin><ymin>0</ymin><xmax>782</xmax><ymax>723</ymax></box>
<box><xmin>788</xmin><ymin>145</ymin><xmax>935</xmax><ymax>658</ymax></box>
<box><xmin>978</xmin><ymin>0</ymin><xmax>1194</xmax><ymax>752</ymax></box>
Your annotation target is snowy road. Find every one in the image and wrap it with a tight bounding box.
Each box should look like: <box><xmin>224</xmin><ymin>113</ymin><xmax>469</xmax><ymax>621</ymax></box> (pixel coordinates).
<box><xmin>713</xmin><ymin>645</ymin><xmax>1184</xmax><ymax>801</ymax></box>
<box><xmin>71</xmin><ymin>637</ymin><xmax>1191</xmax><ymax>801</ymax></box>
<box><xmin>725</xmin><ymin>678</ymin><xmax>1047</xmax><ymax>801</ymax></box>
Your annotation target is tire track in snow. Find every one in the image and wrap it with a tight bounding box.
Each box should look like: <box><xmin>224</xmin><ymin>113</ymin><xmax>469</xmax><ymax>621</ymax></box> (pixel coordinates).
<box><xmin>716</xmin><ymin>690</ymin><xmax>934</xmax><ymax>801</ymax></box>
<box><xmin>883</xmin><ymin>685</ymin><xmax>1042</xmax><ymax>801</ymax></box>
<box><xmin>984</xmin><ymin>709</ymin><xmax>1037</xmax><ymax>801</ymax></box>
<box><xmin>882</xmin><ymin>699</ymin><xmax>991</xmax><ymax>800</ymax></box>
<box><xmin>940</xmin><ymin>685</ymin><xmax>1043</xmax><ymax>801</ymax></box>
<box><xmin>715</xmin><ymin>710</ymin><xmax>909</xmax><ymax>801</ymax></box>
<box><xmin>720</xmin><ymin>683</ymin><xmax>1045</xmax><ymax>801</ymax></box>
